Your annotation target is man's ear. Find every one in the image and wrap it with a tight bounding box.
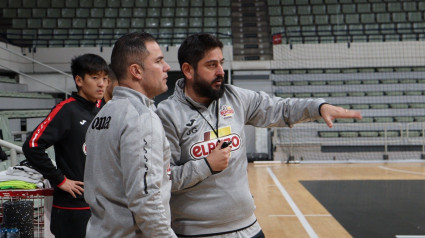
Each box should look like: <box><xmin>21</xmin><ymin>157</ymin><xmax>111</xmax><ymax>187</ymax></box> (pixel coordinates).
<box><xmin>182</xmin><ymin>63</ymin><xmax>194</xmax><ymax>80</ymax></box>
<box><xmin>129</xmin><ymin>64</ymin><xmax>143</xmax><ymax>81</ymax></box>
<box><xmin>75</xmin><ymin>75</ymin><xmax>83</xmax><ymax>88</ymax></box>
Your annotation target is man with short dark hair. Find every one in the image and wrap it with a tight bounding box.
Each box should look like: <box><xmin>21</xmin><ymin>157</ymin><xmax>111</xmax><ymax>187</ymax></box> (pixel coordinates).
<box><xmin>156</xmin><ymin>33</ymin><xmax>362</xmax><ymax>237</ymax></box>
<box><xmin>22</xmin><ymin>53</ymin><xmax>109</xmax><ymax>238</ymax></box>
<box><xmin>102</xmin><ymin>64</ymin><xmax>118</xmax><ymax>103</ymax></box>
<box><xmin>84</xmin><ymin>32</ymin><xmax>176</xmax><ymax>237</ymax></box>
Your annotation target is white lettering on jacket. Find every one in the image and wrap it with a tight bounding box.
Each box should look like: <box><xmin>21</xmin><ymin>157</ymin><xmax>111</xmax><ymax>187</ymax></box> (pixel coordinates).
<box><xmin>189</xmin><ymin>134</ymin><xmax>241</xmax><ymax>159</ymax></box>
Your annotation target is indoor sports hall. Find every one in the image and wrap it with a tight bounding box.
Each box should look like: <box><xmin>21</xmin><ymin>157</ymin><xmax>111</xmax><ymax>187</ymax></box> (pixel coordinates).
<box><xmin>1</xmin><ymin>0</ymin><xmax>425</xmax><ymax>237</ymax></box>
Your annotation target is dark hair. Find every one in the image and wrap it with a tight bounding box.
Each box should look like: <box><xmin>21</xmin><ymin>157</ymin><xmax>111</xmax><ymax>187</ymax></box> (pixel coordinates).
<box><xmin>178</xmin><ymin>33</ymin><xmax>223</xmax><ymax>72</ymax></box>
<box><xmin>70</xmin><ymin>54</ymin><xmax>109</xmax><ymax>90</ymax></box>
<box><xmin>71</xmin><ymin>54</ymin><xmax>109</xmax><ymax>80</ymax></box>
<box><xmin>107</xmin><ymin>64</ymin><xmax>117</xmax><ymax>82</ymax></box>
<box><xmin>110</xmin><ymin>32</ymin><xmax>156</xmax><ymax>81</ymax></box>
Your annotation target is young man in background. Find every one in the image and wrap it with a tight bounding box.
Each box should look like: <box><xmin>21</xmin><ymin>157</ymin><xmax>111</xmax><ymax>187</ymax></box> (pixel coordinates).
<box><xmin>23</xmin><ymin>53</ymin><xmax>109</xmax><ymax>238</ymax></box>
<box><xmin>102</xmin><ymin>64</ymin><xmax>118</xmax><ymax>103</ymax></box>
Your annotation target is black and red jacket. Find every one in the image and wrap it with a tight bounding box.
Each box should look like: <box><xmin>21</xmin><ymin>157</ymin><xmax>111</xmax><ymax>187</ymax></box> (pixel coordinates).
<box><xmin>23</xmin><ymin>93</ymin><xmax>101</xmax><ymax>209</ymax></box>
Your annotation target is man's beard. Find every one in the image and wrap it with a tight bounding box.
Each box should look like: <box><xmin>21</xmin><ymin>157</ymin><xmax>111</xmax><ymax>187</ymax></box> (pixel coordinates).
<box><xmin>192</xmin><ymin>73</ymin><xmax>225</xmax><ymax>100</ymax></box>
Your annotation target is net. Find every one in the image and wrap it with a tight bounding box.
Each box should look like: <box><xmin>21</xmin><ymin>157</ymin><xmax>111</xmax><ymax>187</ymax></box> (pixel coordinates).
<box><xmin>271</xmin><ymin>41</ymin><xmax>425</xmax><ymax>161</ymax></box>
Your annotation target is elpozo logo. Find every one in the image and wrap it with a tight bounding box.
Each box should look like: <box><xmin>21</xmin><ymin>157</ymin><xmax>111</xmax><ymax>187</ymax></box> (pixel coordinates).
<box><xmin>189</xmin><ymin>134</ymin><xmax>241</xmax><ymax>159</ymax></box>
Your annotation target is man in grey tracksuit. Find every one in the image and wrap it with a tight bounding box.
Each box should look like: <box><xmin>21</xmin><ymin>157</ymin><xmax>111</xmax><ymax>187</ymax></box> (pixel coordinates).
<box><xmin>84</xmin><ymin>32</ymin><xmax>176</xmax><ymax>237</ymax></box>
<box><xmin>156</xmin><ymin>33</ymin><xmax>362</xmax><ymax>237</ymax></box>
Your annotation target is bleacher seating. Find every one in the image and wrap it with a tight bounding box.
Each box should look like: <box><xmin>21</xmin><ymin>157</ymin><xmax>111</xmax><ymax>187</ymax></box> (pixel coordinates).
<box><xmin>0</xmin><ymin>91</ymin><xmax>53</xmax><ymax>99</ymax></box>
<box><xmin>272</xmin><ymin>66</ymin><xmax>425</xmax><ymax>153</ymax></box>
<box><xmin>0</xmin><ymin>76</ymin><xmax>16</xmax><ymax>84</ymax></box>
<box><xmin>1</xmin><ymin>0</ymin><xmax>232</xmax><ymax>47</ymax></box>
<box><xmin>3</xmin><ymin>0</ymin><xmax>421</xmax><ymax>61</ymax></box>
<box><xmin>269</xmin><ymin>0</ymin><xmax>425</xmax><ymax>44</ymax></box>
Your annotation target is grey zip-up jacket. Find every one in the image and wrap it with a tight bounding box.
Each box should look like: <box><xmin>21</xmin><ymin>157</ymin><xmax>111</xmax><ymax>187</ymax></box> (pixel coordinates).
<box><xmin>84</xmin><ymin>87</ymin><xmax>176</xmax><ymax>238</ymax></box>
<box><xmin>156</xmin><ymin>79</ymin><xmax>326</xmax><ymax>236</ymax></box>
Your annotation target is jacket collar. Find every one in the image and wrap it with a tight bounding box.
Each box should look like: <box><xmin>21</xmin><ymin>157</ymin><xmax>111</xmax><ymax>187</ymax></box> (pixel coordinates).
<box><xmin>174</xmin><ymin>78</ymin><xmax>209</xmax><ymax>110</ymax></box>
<box><xmin>112</xmin><ymin>86</ymin><xmax>155</xmax><ymax>107</ymax></box>
<box><xmin>71</xmin><ymin>92</ymin><xmax>98</xmax><ymax>110</ymax></box>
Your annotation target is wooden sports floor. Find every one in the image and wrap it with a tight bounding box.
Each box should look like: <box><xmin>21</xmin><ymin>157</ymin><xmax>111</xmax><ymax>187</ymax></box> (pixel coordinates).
<box><xmin>248</xmin><ymin>161</ymin><xmax>425</xmax><ymax>238</ymax></box>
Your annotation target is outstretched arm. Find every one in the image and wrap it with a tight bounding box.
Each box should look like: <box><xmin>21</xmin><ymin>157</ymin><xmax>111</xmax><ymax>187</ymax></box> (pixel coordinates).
<box><xmin>320</xmin><ymin>104</ymin><xmax>362</xmax><ymax>128</ymax></box>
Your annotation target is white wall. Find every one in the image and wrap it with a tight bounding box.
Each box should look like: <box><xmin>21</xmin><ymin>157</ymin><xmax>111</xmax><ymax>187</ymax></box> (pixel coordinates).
<box><xmin>19</xmin><ymin>73</ymin><xmax>75</xmax><ymax>93</ymax></box>
<box><xmin>0</xmin><ymin>42</ymin><xmax>28</xmax><ymax>73</ymax></box>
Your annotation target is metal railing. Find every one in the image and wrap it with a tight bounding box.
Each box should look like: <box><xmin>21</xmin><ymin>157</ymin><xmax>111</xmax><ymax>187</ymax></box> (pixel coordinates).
<box><xmin>0</xmin><ymin>139</ymin><xmax>22</xmax><ymax>167</ymax></box>
<box><xmin>0</xmin><ymin>44</ymin><xmax>72</xmax><ymax>97</ymax></box>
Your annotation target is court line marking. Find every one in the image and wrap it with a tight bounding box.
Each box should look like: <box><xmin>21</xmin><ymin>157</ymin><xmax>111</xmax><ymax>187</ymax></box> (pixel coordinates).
<box><xmin>267</xmin><ymin>167</ymin><xmax>319</xmax><ymax>238</ymax></box>
<box><xmin>254</xmin><ymin>161</ymin><xmax>282</xmax><ymax>164</ymax></box>
<box><xmin>395</xmin><ymin>236</ymin><xmax>425</xmax><ymax>238</ymax></box>
<box><xmin>378</xmin><ymin>166</ymin><xmax>425</xmax><ymax>176</ymax></box>
<box><xmin>254</xmin><ymin>164</ymin><xmax>284</xmax><ymax>168</ymax></box>
<box><xmin>269</xmin><ymin>214</ymin><xmax>331</xmax><ymax>217</ymax></box>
